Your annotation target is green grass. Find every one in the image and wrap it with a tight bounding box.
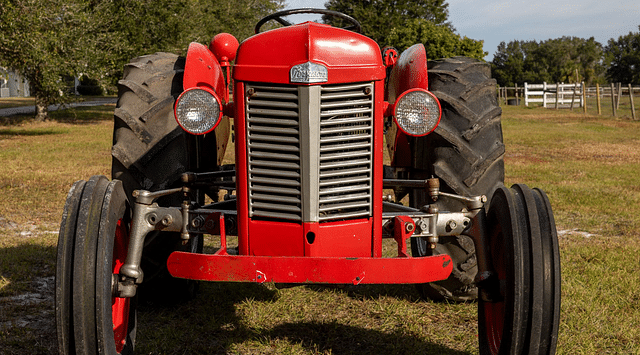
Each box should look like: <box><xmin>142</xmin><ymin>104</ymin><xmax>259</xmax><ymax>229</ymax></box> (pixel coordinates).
<box><xmin>0</xmin><ymin>97</ymin><xmax>34</xmax><ymax>109</ymax></box>
<box><xmin>0</xmin><ymin>103</ymin><xmax>639</xmax><ymax>354</ymax></box>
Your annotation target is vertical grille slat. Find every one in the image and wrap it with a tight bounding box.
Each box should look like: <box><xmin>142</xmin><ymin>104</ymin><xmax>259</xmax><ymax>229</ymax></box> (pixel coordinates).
<box><xmin>246</xmin><ymin>82</ymin><xmax>373</xmax><ymax>222</ymax></box>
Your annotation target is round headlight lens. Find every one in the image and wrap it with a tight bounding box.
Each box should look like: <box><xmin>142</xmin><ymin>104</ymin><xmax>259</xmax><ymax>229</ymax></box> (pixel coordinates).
<box><xmin>175</xmin><ymin>88</ymin><xmax>222</xmax><ymax>135</ymax></box>
<box><xmin>394</xmin><ymin>89</ymin><xmax>441</xmax><ymax>136</ymax></box>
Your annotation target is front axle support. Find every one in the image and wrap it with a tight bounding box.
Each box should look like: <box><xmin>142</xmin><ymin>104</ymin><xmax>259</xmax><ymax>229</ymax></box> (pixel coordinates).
<box><xmin>115</xmin><ymin>178</ymin><xmax>493</xmax><ymax>298</ymax></box>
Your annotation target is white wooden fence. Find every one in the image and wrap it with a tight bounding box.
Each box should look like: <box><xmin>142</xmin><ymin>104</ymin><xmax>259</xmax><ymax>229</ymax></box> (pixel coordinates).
<box><xmin>524</xmin><ymin>82</ymin><xmax>584</xmax><ymax>108</ymax></box>
<box><xmin>500</xmin><ymin>82</ymin><xmax>639</xmax><ymax>119</ymax></box>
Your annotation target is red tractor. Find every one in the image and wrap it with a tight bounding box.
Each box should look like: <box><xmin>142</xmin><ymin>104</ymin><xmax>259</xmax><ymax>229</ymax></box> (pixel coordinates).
<box><xmin>56</xmin><ymin>9</ymin><xmax>561</xmax><ymax>355</ymax></box>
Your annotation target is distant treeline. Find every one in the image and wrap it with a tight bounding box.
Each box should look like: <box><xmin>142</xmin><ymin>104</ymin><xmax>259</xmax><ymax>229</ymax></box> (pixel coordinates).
<box><xmin>491</xmin><ymin>26</ymin><xmax>640</xmax><ymax>87</ymax></box>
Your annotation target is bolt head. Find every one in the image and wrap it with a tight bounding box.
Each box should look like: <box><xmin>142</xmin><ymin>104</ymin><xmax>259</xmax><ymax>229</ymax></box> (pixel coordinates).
<box><xmin>405</xmin><ymin>222</ymin><xmax>415</xmax><ymax>233</ymax></box>
<box><xmin>161</xmin><ymin>215</ymin><xmax>173</xmax><ymax>227</ymax></box>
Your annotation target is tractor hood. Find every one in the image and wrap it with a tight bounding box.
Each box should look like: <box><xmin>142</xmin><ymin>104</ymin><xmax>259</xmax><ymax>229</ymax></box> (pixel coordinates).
<box><xmin>233</xmin><ymin>22</ymin><xmax>385</xmax><ymax>84</ymax></box>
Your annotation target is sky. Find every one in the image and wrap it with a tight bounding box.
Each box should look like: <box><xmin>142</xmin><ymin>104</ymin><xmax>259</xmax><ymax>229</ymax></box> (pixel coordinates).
<box><xmin>284</xmin><ymin>0</ymin><xmax>640</xmax><ymax>60</ymax></box>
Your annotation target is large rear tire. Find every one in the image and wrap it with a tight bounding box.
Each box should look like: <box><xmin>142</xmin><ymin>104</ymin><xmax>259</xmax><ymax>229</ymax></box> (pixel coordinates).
<box><xmin>478</xmin><ymin>184</ymin><xmax>561</xmax><ymax>354</ymax></box>
<box><xmin>111</xmin><ymin>52</ymin><xmax>214</xmax><ymax>303</ymax></box>
<box><xmin>410</xmin><ymin>57</ymin><xmax>505</xmax><ymax>301</ymax></box>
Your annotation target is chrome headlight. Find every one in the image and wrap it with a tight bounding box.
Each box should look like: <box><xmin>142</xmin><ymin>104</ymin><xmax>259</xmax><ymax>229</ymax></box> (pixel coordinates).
<box><xmin>175</xmin><ymin>88</ymin><xmax>223</xmax><ymax>135</ymax></box>
<box><xmin>394</xmin><ymin>88</ymin><xmax>441</xmax><ymax>136</ymax></box>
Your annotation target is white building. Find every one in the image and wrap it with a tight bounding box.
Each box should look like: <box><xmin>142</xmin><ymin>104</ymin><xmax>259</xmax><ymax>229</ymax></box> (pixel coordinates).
<box><xmin>0</xmin><ymin>68</ymin><xmax>30</xmax><ymax>98</ymax></box>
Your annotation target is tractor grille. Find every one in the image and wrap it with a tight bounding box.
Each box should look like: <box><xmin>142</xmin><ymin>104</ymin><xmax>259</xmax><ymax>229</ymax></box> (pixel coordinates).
<box><xmin>246</xmin><ymin>82</ymin><xmax>373</xmax><ymax>222</ymax></box>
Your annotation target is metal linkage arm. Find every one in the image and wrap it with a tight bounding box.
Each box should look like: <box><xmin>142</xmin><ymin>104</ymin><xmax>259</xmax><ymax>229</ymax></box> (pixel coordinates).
<box><xmin>116</xmin><ymin>188</ymin><xmax>185</xmax><ymax>298</ymax></box>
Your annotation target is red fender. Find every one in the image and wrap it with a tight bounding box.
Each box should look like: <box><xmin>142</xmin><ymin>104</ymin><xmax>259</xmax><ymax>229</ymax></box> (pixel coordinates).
<box><xmin>183</xmin><ymin>42</ymin><xmax>227</xmax><ymax>102</ymax></box>
<box><xmin>384</xmin><ymin>44</ymin><xmax>428</xmax><ymax>167</ymax></box>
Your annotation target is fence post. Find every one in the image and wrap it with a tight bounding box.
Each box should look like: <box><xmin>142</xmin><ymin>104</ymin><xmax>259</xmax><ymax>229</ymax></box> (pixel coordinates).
<box><xmin>611</xmin><ymin>83</ymin><xmax>617</xmax><ymax>117</ymax></box>
<box><xmin>570</xmin><ymin>82</ymin><xmax>577</xmax><ymax>110</ymax></box>
<box><xmin>582</xmin><ymin>82</ymin><xmax>586</xmax><ymax>113</ymax></box>
<box><xmin>542</xmin><ymin>82</ymin><xmax>547</xmax><ymax>107</ymax></box>
<box><xmin>596</xmin><ymin>83</ymin><xmax>601</xmax><ymax>115</ymax></box>
<box><xmin>629</xmin><ymin>83</ymin><xmax>637</xmax><ymax>120</ymax></box>
<box><xmin>524</xmin><ymin>82</ymin><xmax>529</xmax><ymax>106</ymax></box>
<box><xmin>616</xmin><ymin>82</ymin><xmax>622</xmax><ymax>110</ymax></box>
<box><xmin>555</xmin><ymin>83</ymin><xmax>559</xmax><ymax>109</ymax></box>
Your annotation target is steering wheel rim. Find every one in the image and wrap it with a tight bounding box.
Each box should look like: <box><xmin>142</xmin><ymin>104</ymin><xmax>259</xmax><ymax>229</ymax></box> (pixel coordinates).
<box><xmin>255</xmin><ymin>8</ymin><xmax>362</xmax><ymax>34</ymax></box>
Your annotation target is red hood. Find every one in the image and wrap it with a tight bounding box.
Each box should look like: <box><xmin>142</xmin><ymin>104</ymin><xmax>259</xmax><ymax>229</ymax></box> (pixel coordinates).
<box><xmin>233</xmin><ymin>22</ymin><xmax>385</xmax><ymax>84</ymax></box>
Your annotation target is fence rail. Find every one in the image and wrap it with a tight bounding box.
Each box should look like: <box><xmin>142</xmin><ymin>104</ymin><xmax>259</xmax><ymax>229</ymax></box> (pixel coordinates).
<box><xmin>524</xmin><ymin>82</ymin><xmax>584</xmax><ymax>108</ymax></box>
<box><xmin>497</xmin><ymin>82</ymin><xmax>640</xmax><ymax>120</ymax></box>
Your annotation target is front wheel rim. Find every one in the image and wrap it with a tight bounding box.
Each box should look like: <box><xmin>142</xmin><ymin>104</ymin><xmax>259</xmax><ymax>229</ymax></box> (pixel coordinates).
<box><xmin>112</xmin><ymin>219</ymin><xmax>130</xmax><ymax>353</ymax></box>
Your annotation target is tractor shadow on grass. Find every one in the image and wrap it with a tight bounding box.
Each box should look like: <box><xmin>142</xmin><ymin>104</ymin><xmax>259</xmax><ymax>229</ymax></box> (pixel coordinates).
<box><xmin>0</xmin><ymin>240</ymin><xmax>473</xmax><ymax>354</ymax></box>
<box><xmin>135</xmin><ymin>282</ymin><xmax>474</xmax><ymax>354</ymax></box>
<box><xmin>0</xmin><ymin>243</ymin><xmax>58</xmax><ymax>355</ymax></box>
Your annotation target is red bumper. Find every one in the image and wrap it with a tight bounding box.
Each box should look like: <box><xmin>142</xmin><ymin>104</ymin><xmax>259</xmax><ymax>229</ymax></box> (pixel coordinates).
<box><xmin>167</xmin><ymin>252</ymin><xmax>452</xmax><ymax>285</ymax></box>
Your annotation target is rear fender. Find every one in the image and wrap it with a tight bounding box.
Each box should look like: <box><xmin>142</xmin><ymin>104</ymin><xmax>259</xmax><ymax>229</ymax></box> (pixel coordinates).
<box><xmin>183</xmin><ymin>42</ymin><xmax>227</xmax><ymax>101</ymax></box>
<box><xmin>385</xmin><ymin>44</ymin><xmax>428</xmax><ymax>167</ymax></box>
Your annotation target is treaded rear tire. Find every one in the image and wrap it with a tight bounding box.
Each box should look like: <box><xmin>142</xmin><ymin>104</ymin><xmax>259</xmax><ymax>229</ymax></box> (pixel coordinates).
<box><xmin>111</xmin><ymin>52</ymin><xmax>213</xmax><ymax>303</ymax></box>
<box><xmin>112</xmin><ymin>52</ymin><xmax>189</xmax><ymax>197</ymax></box>
<box><xmin>410</xmin><ymin>57</ymin><xmax>505</xmax><ymax>302</ymax></box>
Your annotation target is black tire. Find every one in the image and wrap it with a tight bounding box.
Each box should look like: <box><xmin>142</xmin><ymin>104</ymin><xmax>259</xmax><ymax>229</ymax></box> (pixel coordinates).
<box><xmin>111</xmin><ymin>52</ymin><xmax>215</xmax><ymax>303</ymax></box>
<box><xmin>56</xmin><ymin>176</ymin><xmax>137</xmax><ymax>355</ymax></box>
<box><xmin>410</xmin><ymin>57</ymin><xmax>505</xmax><ymax>301</ymax></box>
<box><xmin>95</xmin><ymin>180</ymin><xmax>137</xmax><ymax>355</ymax></box>
<box><xmin>112</xmin><ymin>52</ymin><xmax>202</xmax><ymax>198</ymax></box>
<box><xmin>73</xmin><ymin>175</ymin><xmax>110</xmax><ymax>354</ymax></box>
<box><xmin>56</xmin><ymin>180</ymin><xmax>86</xmax><ymax>355</ymax></box>
<box><xmin>478</xmin><ymin>184</ymin><xmax>560</xmax><ymax>355</ymax></box>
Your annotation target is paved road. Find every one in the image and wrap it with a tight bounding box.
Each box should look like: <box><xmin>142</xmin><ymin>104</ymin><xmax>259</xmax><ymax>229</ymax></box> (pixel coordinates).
<box><xmin>0</xmin><ymin>97</ymin><xmax>117</xmax><ymax>117</ymax></box>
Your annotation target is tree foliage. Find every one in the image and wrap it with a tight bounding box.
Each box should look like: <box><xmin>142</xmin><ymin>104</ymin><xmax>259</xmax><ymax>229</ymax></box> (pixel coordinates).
<box><xmin>387</xmin><ymin>18</ymin><xmax>485</xmax><ymax>59</ymax></box>
<box><xmin>0</xmin><ymin>0</ymin><xmax>102</xmax><ymax>120</ymax></box>
<box><xmin>93</xmin><ymin>0</ymin><xmax>284</xmax><ymax>91</ymax></box>
<box><xmin>0</xmin><ymin>0</ymin><xmax>283</xmax><ymax>120</ymax></box>
<box><xmin>491</xmin><ymin>37</ymin><xmax>605</xmax><ymax>87</ymax></box>
<box><xmin>604</xmin><ymin>26</ymin><xmax>640</xmax><ymax>85</ymax></box>
<box><xmin>323</xmin><ymin>0</ymin><xmax>451</xmax><ymax>47</ymax></box>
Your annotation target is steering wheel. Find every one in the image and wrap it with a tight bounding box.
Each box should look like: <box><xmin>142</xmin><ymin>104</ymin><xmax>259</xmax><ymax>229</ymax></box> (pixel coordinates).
<box><xmin>255</xmin><ymin>8</ymin><xmax>361</xmax><ymax>34</ymax></box>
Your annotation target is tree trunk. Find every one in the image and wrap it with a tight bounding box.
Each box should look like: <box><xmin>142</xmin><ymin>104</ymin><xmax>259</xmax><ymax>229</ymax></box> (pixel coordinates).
<box><xmin>35</xmin><ymin>96</ymin><xmax>48</xmax><ymax>121</ymax></box>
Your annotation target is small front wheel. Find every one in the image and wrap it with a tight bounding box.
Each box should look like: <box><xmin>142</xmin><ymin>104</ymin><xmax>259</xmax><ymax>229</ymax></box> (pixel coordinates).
<box><xmin>55</xmin><ymin>176</ymin><xmax>136</xmax><ymax>354</ymax></box>
<box><xmin>478</xmin><ymin>184</ymin><xmax>561</xmax><ymax>354</ymax></box>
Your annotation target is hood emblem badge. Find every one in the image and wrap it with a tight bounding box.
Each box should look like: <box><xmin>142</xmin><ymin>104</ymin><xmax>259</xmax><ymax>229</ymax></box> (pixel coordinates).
<box><xmin>290</xmin><ymin>62</ymin><xmax>328</xmax><ymax>83</ymax></box>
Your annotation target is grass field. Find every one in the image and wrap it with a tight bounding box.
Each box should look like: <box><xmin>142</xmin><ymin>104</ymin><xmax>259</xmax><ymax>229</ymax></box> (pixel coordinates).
<box><xmin>0</xmin><ymin>102</ymin><xmax>639</xmax><ymax>354</ymax></box>
<box><xmin>0</xmin><ymin>98</ymin><xmax>35</xmax><ymax>110</ymax></box>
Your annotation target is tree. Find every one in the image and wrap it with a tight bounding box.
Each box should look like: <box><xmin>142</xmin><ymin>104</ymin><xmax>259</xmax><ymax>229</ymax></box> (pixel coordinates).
<box><xmin>491</xmin><ymin>37</ymin><xmax>605</xmax><ymax>87</ymax></box>
<box><xmin>92</xmin><ymin>0</ymin><xmax>285</xmax><ymax>89</ymax></box>
<box><xmin>0</xmin><ymin>0</ymin><xmax>284</xmax><ymax>120</ymax></box>
<box><xmin>188</xmin><ymin>0</ymin><xmax>285</xmax><ymax>43</ymax></box>
<box><xmin>605</xmin><ymin>26</ymin><xmax>640</xmax><ymax>85</ymax></box>
<box><xmin>387</xmin><ymin>18</ymin><xmax>485</xmax><ymax>59</ymax></box>
<box><xmin>491</xmin><ymin>41</ymin><xmax>527</xmax><ymax>87</ymax></box>
<box><xmin>0</xmin><ymin>0</ymin><xmax>103</xmax><ymax>120</ymax></box>
<box><xmin>323</xmin><ymin>0</ymin><xmax>451</xmax><ymax>47</ymax></box>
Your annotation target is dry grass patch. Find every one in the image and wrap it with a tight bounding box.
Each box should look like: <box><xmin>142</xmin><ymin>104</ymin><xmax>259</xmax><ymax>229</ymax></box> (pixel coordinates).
<box><xmin>553</xmin><ymin>142</ymin><xmax>640</xmax><ymax>165</ymax></box>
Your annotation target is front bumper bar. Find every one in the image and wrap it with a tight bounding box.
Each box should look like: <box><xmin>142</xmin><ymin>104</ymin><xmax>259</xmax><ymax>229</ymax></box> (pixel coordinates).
<box><xmin>167</xmin><ymin>252</ymin><xmax>453</xmax><ymax>285</ymax></box>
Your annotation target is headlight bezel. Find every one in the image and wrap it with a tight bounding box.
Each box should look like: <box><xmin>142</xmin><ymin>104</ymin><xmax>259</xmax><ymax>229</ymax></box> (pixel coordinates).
<box><xmin>174</xmin><ymin>87</ymin><xmax>223</xmax><ymax>135</ymax></box>
<box><xmin>393</xmin><ymin>88</ymin><xmax>442</xmax><ymax>137</ymax></box>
